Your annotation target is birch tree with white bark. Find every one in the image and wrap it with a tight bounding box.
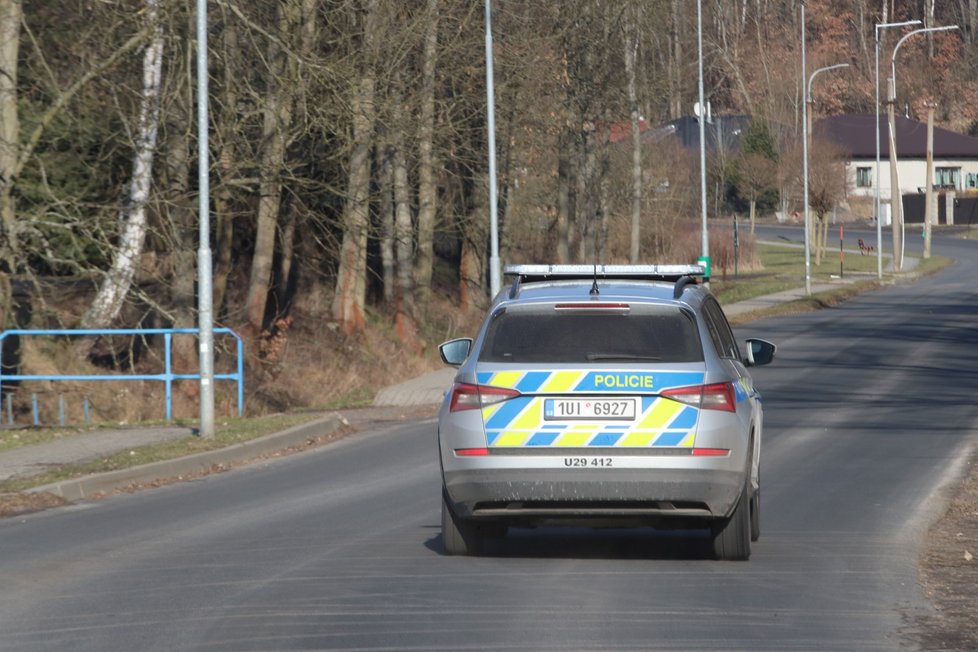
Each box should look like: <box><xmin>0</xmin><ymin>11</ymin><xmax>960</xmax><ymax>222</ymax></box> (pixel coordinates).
<box><xmin>0</xmin><ymin>0</ymin><xmax>21</xmax><ymax>327</ymax></box>
<box><xmin>82</xmin><ymin>0</ymin><xmax>164</xmax><ymax>329</ymax></box>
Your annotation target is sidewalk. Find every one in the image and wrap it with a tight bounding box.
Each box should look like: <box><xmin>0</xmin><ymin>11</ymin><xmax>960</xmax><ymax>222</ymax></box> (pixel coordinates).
<box><xmin>0</xmin><ymin>267</ymin><xmax>904</xmax><ymax>503</ymax></box>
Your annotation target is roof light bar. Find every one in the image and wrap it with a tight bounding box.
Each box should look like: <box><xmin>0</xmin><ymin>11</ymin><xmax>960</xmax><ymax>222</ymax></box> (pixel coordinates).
<box><xmin>505</xmin><ymin>264</ymin><xmax>705</xmax><ymax>279</ymax></box>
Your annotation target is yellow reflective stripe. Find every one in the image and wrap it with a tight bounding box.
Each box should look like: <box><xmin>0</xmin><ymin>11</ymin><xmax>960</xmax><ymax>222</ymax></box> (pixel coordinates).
<box><xmin>493</xmin><ymin>431</ymin><xmax>529</xmax><ymax>447</ymax></box>
<box><xmin>619</xmin><ymin>430</ymin><xmax>658</xmax><ymax>447</ymax></box>
<box><xmin>553</xmin><ymin>431</ymin><xmax>594</xmax><ymax>447</ymax></box>
<box><xmin>541</xmin><ymin>371</ymin><xmax>582</xmax><ymax>393</ymax></box>
<box><xmin>638</xmin><ymin>399</ymin><xmax>682</xmax><ymax>429</ymax></box>
<box><xmin>678</xmin><ymin>432</ymin><xmax>696</xmax><ymax>448</ymax></box>
<box><xmin>488</xmin><ymin>371</ymin><xmax>523</xmax><ymax>390</ymax></box>
<box><xmin>510</xmin><ymin>399</ymin><xmax>542</xmax><ymax>430</ymax></box>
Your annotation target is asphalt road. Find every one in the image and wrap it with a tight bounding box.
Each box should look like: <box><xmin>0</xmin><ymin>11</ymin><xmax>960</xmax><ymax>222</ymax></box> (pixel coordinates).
<box><xmin>1</xmin><ymin>229</ymin><xmax>976</xmax><ymax>651</ymax></box>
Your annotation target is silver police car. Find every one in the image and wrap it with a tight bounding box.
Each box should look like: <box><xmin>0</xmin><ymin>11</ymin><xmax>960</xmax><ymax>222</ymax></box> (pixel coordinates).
<box><xmin>437</xmin><ymin>264</ymin><xmax>776</xmax><ymax>560</ymax></box>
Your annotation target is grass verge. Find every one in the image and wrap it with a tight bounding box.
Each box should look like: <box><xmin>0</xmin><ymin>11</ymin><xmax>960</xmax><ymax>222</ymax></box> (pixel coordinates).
<box><xmin>0</xmin><ymin>412</ymin><xmax>320</xmax><ymax>495</ymax></box>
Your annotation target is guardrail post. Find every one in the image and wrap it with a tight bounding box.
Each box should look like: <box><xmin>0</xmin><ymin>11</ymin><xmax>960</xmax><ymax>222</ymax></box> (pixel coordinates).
<box><xmin>5</xmin><ymin>393</ymin><xmax>11</xmax><ymax>425</ymax></box>
<box><xmin>32</xmin><ymin>393</ymin><xmax>39</xmax><ymax>426</ymax></box>
<box><xmin>84</xmin><ymin>396</ymin><xmax>90</xmax><ymax>424</ymax></box>
<box><xmin>164</xmin><ymin>332</ymin><xmax>173</xmax><ymax>421</ymax></box>
<box><xmin>59</xmin><ymin>393</ymin><xmax>65</xmax><ymax>426</ymax></box>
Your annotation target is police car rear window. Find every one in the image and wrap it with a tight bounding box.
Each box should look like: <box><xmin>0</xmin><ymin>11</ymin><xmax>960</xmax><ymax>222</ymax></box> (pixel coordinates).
<box><xmin>478</xmin><ymin>304</ymin><xmax>703</xmax><ymax>363</ymax></box>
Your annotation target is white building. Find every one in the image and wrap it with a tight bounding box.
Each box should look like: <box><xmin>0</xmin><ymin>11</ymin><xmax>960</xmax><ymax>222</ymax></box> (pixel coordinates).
<box><xmin>816</xmin><ymin>114</ymin><xmax>978</xmax><ymax>223</ymax></box>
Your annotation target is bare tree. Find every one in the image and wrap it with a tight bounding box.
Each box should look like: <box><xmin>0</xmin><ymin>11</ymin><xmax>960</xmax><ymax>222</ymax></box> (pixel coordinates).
<box><xmin>244</xmin><ymin>1</ymin><xmax>299</xmax><ymax>334</ymax></box>
<box><xmin>0</xmin><ymin>0</ymin><xmax>21</xmax><ymax>327</ymax></box>
<box><xmin>82</xmin><ymin>0</ymin><xmax>164</xmax><ymax>329</ymax></box>
<box><xmin>807</xmin><ymin>139</ymin><xmax>849</xmax><ymax>265</ymax></box>
<box><xmin>737</xmin><ymin>152</ymin><xmax>778</xmax><ymax>234</ymax></box>
<box><xmin>332</xmin><ymin>0</ymin><xmax>379</xmax><ymax>335</ymax></box>
<box><xmin>412</xmin><ymin>0</ymin><xmax>439</xmax><ymax>312</ymax></box>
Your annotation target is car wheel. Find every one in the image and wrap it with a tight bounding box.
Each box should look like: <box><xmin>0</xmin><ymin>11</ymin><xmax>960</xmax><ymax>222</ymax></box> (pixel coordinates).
<box><xmin>711</xmin><ymin>483</ymin><xmax>751</xmax><ymax>561</ymax></box>
<box><xmin>441</xmin><ymin>491</ymin><xmax>485</xmax><ymax>556</ymax></box>
<box><xmin>750</xmin><ymin>488</ymin><xmax>761</xmax><ymax>542</ymax></box>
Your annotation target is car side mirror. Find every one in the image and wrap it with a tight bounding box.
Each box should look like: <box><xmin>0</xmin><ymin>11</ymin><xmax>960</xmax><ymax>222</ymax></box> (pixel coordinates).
<box><xmin>439</xmin><ymin>338</ymin><xmax>473</xmax><ymax>367</ymax></box>
<box><xmin>744</xmin><ymin>338</ymin><xmax>776</xmax><ymax>367</ymax></box>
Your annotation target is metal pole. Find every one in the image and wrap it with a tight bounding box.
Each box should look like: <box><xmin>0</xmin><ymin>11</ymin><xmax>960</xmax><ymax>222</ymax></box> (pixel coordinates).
<box><xmin>485</xmin><ymin>0</ymin><xmax>500</xmax><ymax>297</ymax></box>
<box><xmin>801</xmin><ymin>1</ymin><xmax>810</xmax><ymax>295</ymax></box>
<box><xmin>875</xmin><ymin>20</ymin><xmax>920</xmax><ymax>280</ymax></box>
<box><xmin>697</xmin><ymin>0</ymin><xmax>709</xmax><ymax>284</ymax></box>
<box><xmin>197</xmin><ymin>0</ymin><xmax>215</xmax><ymax>439</ymax></box>
<box><xmin>890</xmin><ymin>25</ymin><xmax>958</xmax><ymax>272</ymax></box>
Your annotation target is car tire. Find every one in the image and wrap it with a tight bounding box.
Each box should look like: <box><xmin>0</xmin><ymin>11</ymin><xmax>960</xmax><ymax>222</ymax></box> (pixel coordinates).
<box><xmin>750</xmin><ymin>488</ymin><xmax>761</xmax><ymax>542</ymax></box>
<box><xmin>441</xmin><ymin>491</ymin><xmax>485</xmax><ymax>556</ymax></box>
<box><xmin>711</xmin><ymin>483</ymin><xmax>751</xmax><ymax>561</ymax></box>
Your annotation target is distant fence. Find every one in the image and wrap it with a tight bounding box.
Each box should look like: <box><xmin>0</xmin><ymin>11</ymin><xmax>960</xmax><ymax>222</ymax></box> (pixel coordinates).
<box><xmin>0</xmin><ymin>328</ymin><xmax>244</xmax><ymax>424</ymax></box>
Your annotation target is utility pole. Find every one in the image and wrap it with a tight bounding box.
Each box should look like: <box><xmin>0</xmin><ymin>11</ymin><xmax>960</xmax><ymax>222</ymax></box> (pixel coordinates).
<box><xmin>924</xmin><ymin>101</ymin><xmax>936</xmax><ymax>259</ymax></box>
<box><xmin>886</xmin><ymin>76</ymin><xmax>903</xmax><ymax>271</ymax></box>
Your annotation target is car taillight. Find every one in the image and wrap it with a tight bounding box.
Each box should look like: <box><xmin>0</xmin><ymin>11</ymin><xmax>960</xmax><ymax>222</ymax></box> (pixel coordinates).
<box><xmin>661</xmin><ymin>382</ymin><xmax>736</xmax><ymax>412</ymax></box>
<box><xmin>448</xmin><ymin>383</ymin><xmax>521</xmax><ymax>412</ymax></box>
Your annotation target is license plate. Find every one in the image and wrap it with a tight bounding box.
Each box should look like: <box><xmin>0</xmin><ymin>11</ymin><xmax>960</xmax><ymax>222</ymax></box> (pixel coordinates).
<box><xmin>544</xmin><ymin>398</ymin><xmax>636</xmax><ymax>421</ymax></box>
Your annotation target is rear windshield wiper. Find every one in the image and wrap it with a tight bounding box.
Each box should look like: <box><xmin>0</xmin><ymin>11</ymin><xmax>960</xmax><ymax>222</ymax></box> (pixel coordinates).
<box><xmin>586</xmin><ymin>353</ymin><xmax>662</xmax><ymax>361</ymax></box>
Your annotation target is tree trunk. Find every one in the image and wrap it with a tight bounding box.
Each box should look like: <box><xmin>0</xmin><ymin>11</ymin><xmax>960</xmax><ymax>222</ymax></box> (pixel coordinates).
<box><xmin>244</xmin><ymin>1</ymin><xmax>296</xmax><ymax>334</ymax></box>
<box><xmin>391</xmin><ymin>115</ymin><xmax>420</xmax><ymax>348</ymax></box>
<box><xmin>332</xmin><ymin>0</ymin><xmax>379</xmax><ymax>335</ymax></box>
<box><xmin>459</xmin><ymin>179</ymin><xmax>488</xmax><ymax>312</ymax></box>
<box><xmin>555</xmin><ymin>128</ymin><xmax>574</xmax><ymax>264</ymax></box>
<box><xmin>577</xmin><ymin>121</ymin><xmax>597</xmax><ymax>262</ymax></box>
<box><xmin>0</xmin><ymin>0</ymin><xmax>21</xmax><ymax>328</ymax></box>
<box><xmin>160</xmin><ymin>26</ymin><xmax>196</xmax><ymax>372</ymax></box>
<box><xmin>211</xmin><ymin>12</ymin><xmax>242</xmax><ymax>320</ymax></box>
<box><xmin>377</xmin><ymin>141</ymin><xmax>395</xmax><ymax>304</ymax></box>
<box><xmin>413</xmin><ymin>0</ymin><xmax>439</xmax><ymax>312</ymax></box>
<box><xmin>624</xmin><ymin>5</ymin><xmax>642</xmax><ymax>264</ymax></box>
<box><xmin>273</xmin><ymin>0</ymin><xmax>317</xmax><ymax>319</ymax></box>
<box><xmin>82</xmin><ymin>0</ymin><xmax>164</xmax><ymax>329</ymax></box>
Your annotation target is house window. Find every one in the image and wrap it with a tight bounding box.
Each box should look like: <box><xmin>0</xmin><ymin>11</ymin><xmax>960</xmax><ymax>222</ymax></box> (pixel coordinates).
<box><xmin>855</xmin><ymin>167</ymin><xmax>872</xmax><ymax>188</ymax></box>
<box><xmin>935</xmin><ymin>167</ymin><xmax>961</xmax><ymax>189</ymax></box>
<box><xmin>966</xmin><ymin>173</ymin><xmax>977</xmax><ymax>190</ymax></box>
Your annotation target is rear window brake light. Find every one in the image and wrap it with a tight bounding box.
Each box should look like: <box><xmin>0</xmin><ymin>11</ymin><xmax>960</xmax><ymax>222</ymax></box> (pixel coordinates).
<box><xmin>554</xmin><ymin>303</ymin><xmax>630</xmax><ymax>311</ymax></box>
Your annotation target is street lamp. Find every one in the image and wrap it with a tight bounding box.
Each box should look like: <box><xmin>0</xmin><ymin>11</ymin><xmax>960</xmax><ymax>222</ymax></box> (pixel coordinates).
<box><xmin>802</xmin><ymin>60</ymin><xmax>849</xmax><ymax>295</ymax></box>
<box><xmin>697</xmin><ymin>0</ymin><xmax>709</xmax><ymax>285</ymax></box>
<box><xmin>196</xmin><ymin>0</ymin><xmax>214</xmax><ymax>439</ymax></box>
<box><xmin>888</xmin><ymin>24</ymin><xmax>959</xmax><ymax>271</ymax></box>
<box><xmin>485</xmin><ymin>0</ymin><xmax>500</xmax><ymax>297</ymax></box>
<box><xmin>875</xmin><ymin>19</ymin><xmax>920</xmax><ymax>280</ymax></box>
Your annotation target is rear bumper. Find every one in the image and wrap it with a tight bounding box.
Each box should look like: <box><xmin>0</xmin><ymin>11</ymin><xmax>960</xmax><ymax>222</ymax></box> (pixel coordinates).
<box><xmin>443</xmin><ymin>466</ymin><xmax>743</xmax><ymax>527</ymax></box>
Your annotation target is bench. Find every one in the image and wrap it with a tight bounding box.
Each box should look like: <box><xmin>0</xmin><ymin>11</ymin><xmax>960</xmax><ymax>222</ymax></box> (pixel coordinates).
<box><xmin>858</xmin><ymin>238</ymin><xmax>875</xmax><ymax>255</ymax></box>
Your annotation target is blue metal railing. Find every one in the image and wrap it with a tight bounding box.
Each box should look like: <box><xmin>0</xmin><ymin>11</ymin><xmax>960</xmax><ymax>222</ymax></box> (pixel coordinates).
<box><xmin>0</xmin><ymin>328</ymin><xmax>244</xmax><ymax>422</ymax></box>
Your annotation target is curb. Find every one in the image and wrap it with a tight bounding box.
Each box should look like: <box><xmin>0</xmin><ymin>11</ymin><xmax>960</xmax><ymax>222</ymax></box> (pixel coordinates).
<box><xmin>27</xmin><ymin>414</ymin><xmax>347</xmax><ymax>502</ymax></box>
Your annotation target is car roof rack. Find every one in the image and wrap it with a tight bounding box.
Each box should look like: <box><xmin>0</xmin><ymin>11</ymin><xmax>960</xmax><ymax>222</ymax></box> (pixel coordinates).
<box><xmin>504</xmin><ymin>264</ymin><xmax>705</xmax><ymax>300</ymax></box>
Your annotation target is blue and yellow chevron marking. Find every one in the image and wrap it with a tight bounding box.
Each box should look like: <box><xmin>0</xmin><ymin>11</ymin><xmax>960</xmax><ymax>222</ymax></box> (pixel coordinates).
<box><xmin>476</xmin><ymin>369</ymin><xmax>705</xmax><ymax>448</ymax></box>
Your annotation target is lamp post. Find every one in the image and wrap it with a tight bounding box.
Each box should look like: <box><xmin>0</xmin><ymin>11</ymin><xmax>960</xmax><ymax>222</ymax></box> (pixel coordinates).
<box><xmin>485</xmin><ymin>0</ymin><xmax>500</xmax><ymax>297</ymax></box>
<box><xmin>875</xmin><ymin>20</ymin><xmax>920</xmax><ymax>280</ymax></box>
<box><xmin>800</xmin><ymin>1</ymin><xmax>810</xmax><ymax>295</ymax></box>
<box><xmin>888</xmin><ymin>24</ymin><xmax>958</xmax><ymax>272</ymax></box>
<box><xmin>196</xmin><ymin>0</ymin><xmax>214</xmax><ymax>439</ymax></box>
<box><xmin>697</xmin><ymin>0</ymin><xmax>709</xmax><ymax>285</ymax></box>
<box><xmin>802</xmin><ymin>60</ymin><xmax>848</xmax><ymax>295</ymax></box>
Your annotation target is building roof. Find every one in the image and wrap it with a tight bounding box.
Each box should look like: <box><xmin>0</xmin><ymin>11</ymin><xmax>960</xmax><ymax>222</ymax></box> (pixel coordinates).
<box><xmin>662</xmin><ymin>115</ymin><xmax>753</xmax><ymax>154</ymax></box>
<box><xmin>815</xmin><ymin>114</ymin><xmax>978</xmax><ymax>159</ymax></box>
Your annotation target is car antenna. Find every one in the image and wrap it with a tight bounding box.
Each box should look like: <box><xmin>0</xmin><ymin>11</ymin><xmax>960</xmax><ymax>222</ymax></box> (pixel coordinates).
<box><xmin>589</xmin><ymin>263</ymin><xmax>599</xmax><ymax>295</ymax></box>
